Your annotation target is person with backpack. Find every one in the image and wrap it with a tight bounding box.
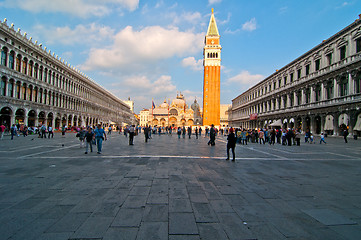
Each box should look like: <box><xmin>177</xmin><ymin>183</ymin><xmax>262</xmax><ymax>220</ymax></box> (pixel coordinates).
<box><xmin>10</xmin><ymin>124</ymin><xmax>17</xmax><ymax>140</ymax></box>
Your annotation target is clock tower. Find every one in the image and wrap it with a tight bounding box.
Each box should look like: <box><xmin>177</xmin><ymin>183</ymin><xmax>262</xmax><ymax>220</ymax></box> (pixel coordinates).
<box><xmin>203</xmin><ymin>8</ymin><xmax>221</xmax><ymax>126</ymax></box>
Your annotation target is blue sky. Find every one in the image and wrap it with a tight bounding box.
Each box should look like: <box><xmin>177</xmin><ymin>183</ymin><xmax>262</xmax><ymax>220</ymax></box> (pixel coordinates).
<box><xmin>0</xmin><ymin>0</ymin><xmax>360</xmax><ymax>113</ymax></box>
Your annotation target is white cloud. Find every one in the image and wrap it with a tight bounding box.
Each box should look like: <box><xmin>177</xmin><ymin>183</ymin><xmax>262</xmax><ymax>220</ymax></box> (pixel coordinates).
<box><xmin>120</xmin><ymin>75</ymin><xmax>176</xmax><ymax>95</ymax></box>
<box><xmin>165</xmin><ymin>11</ymin><xmax>202</xmax><ymax>27</ymax></box>
<box><xmin>181</xmin><ymin>57</ymin><xmax>203</xmax><ymax>71</ymax></box>
<box><xmin>0</xmin><ymin>0</ymin><xmax>139</xmax><ymax>17</ymax></box>
<box><xmin>208</xmin><ymin>0</ymin><xmax>222</xmax><ymax>4</ymax></box>
<box><xmin>33</xmin><ymin>23</ymin><xmax>115</xmax><ymax>45</ymax></box>
<box><xmin>242</xmin><ymin>18</ymin><xmax>257</xmax><ymax>32</ymax></box>
<box><xmin>81</xmin><ymin>25</ymin><xmax>204</xmax><ymax>71</ymax></box>
<box><xmin>227</xmin><ymin>70</ymin><xmax>264</xmax><ymax>87</ymax></box>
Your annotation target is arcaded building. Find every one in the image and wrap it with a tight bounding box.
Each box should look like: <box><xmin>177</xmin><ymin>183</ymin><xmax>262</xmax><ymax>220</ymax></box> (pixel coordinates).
<box><xmin>0</xmin><ymin>19</ymin><xmax>135</xmax><ymax>129</ymax></box>
<box><xmin>229</xmin><ymin>15</ymin><xmax>361</xmax><ymax>136</ymax></box>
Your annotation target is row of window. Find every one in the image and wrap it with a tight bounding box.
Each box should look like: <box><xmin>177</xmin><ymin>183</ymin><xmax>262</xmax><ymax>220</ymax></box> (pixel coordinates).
<box><xmin>0</xmin><ymin>45</ymin><xmax>126</xmax><ymax>112</ymax></box>
<box><xmin>0</xmin><ymin>77</ymin><xmax>114</xmax><ymax>116</ymax></box>
<box><xmin>235</xmin><ymin>77</ymin><xmax>361</xmax><ymax>118</ymax></box>
<box><xmin>236</xmin><ymin>38</ymin><xmax>361</xmax><ymax>106</ymax></box>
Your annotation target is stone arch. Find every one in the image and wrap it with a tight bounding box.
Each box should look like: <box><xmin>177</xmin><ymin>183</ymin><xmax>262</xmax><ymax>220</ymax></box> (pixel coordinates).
<box><xmin>187</xmin><ymin>119</ymin><xmax>194</xmax><ymax>126</ymax></box>
<box><xmin>38</xmin><ymin>111</ymin><xmax>46</xmax><ymax>126</ymax></box>
<box><xmin>0</xmin><ymin>106</ymin><xmax>13</xmax><ymax>128</ymax></box>
<box><xmin>68</xmin><ymin>115</ymin><xmax>73</xmax><ymax>127</ymax></box>
<box><xmin>15</xmin><ymin>108</ymin><xmax>26</xmax><ymax>125</ymax></box>
<box><xmin>47</xmin><ymin>112</ymin><xmax>54</xmax><ymax>127</ymax></box>
<box><xmin>28</xmin><ymin>109</ymin><xmax>37</xmax><ymax>127</ymax></box>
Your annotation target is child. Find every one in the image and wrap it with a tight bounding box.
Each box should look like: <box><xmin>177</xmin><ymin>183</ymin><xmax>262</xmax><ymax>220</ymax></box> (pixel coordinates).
<box><xmin>320</xmin><ymin>132</ymin><xmax>326</xmax><ymax>144</ymax></box>
<box><xmin>84</xmin><ymin>128</ymin><xmax>95</xmax><ymax>154</ymax></box>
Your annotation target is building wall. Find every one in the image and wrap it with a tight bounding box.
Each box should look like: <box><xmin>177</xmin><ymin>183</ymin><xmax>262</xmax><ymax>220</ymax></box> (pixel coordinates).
<box><xmin>0</xmin><ymin>20</ymin><xmax>134</xmax><ymax>129</ymax></box>
<box><xmin>229</xmin><ymin>16</ymin><xmax>361</xmax><ymax>136</ymax></box>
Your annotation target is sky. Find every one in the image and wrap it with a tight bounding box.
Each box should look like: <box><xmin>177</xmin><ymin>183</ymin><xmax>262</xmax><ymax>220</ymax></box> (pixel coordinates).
<box><xmin>0</xmin><ymin>0</ymin><xmax>360</xmax><ymax>113</ymax></box>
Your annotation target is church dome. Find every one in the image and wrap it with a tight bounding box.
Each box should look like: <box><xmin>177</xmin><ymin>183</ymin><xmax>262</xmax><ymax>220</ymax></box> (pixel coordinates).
<box><xmin>191</xmin><ymin>99</ymin><xmax>200</xmax><ymax>111</ymax></box>
<box><xmin>172</xmin><ymin>93</ymin><xmax>186</xmax><ymax>108</ymax></box>
<box><xmin>159</xmin><ymin>100</ymin><xmax>169</xmax><ymax>108</ymax></box>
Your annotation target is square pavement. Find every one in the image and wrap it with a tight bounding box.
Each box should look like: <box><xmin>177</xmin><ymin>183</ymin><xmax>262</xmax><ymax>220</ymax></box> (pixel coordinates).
<box><xmin>0</xmin><ymin>132</ymin><xmax>361</xmax><ymax>239</ymax></box>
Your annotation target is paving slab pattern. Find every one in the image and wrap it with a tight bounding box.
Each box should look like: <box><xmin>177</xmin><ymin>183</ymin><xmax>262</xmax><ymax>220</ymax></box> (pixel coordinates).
<box><xmin>0</xmin><ymin>132</ymin><xmax>361</xmax><ymax>239</ymax></box>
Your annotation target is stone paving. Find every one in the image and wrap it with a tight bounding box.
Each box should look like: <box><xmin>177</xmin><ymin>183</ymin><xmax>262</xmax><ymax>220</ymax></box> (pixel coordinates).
<box><xmin>0</xmin><ymin>131</ymin><xmax>361</xmax><ymax>240</ymax></box>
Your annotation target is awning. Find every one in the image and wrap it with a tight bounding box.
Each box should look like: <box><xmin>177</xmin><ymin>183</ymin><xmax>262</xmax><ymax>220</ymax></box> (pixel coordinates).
<box><xmin>324</xmin><ymin>115</ymin><xmax>334</xmax><ymax>131</ymax></box>
<box><xmin>283</xmin><ymin>119</ymin><xmax>288</xmax><ymax>124</ymax></box>
<box><xmin>270</xmin><ymin>119</ymin><xmax>283</xmax><ymax>127</ymax></box>
<box><xmin>289</xmin><ymin>118</ymin><xmax>295</xmax><ymax>123</ymax></box>
<box><xmin>264</xmin><ymin>120</ymin><xmax>268</xmax><ymax>126</ymax></box>
<box><xmin>354</xmin><ymin>113</ymin><xmax>361</xmax><ymax>131</ymax></box>
<box><xmin>338</xmin><ymin>113</ymin><xmax>348</xmax><ymax>126</ymax></box>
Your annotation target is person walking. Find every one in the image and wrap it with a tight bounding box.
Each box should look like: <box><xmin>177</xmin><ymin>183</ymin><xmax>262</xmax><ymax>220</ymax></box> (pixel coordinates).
<box><xmin>294</xmin><ymin>129</ymin><xmax>301</xmax><ymax>146</ymax></box>
<box><xmin>286</xmin><ymin>128</ymin><xmax>294</xmax><ymax>146</ymax></box>
<box><xmin>182</xmin><ymin>126</ymin><xmax>186</xmax><ymax>139</ymax></box>
<box><xmin>177</xmin><ymin>127</ymin><xmax>181</xmax><ymax>139</ymax></box>
<box><xmin>84</xmin><ymin>127</ymin><xmax>95</xmax><ymax>154</ymax></box>
<box><xmin>94</xmin><ymin>124</ymin><xmax>107</xmax><ymax>154</ymax></box>
<box><xmin>199</xmin><ymin>127</ymin><xmax>202</xmax><ymax>137</ymax></box>
<box><xmin>241</xmin><ymin>129</ymin><xmax>247</xmax><ymax>145</ymax></box>
<box><xmin>40</xmin><ymin>124</ymin><xmax>47</xmax><ymax>138</ymax></box>
<box><xmin>226</xmin><ymin>128</ymin><xmax>236</xmax><ymax>161</ymax></box>
<box><xmin>61</xmin><ymin>125</ymin><xmax>66</xmax><ymax>137</ymax></box>
<box><xmin>144</xmin><ymin>125</ymin><xmax>150</xmax><ymax>142</ymax></box>
<box><xmin>269</xmin><ymin>129</ymin><xmax>276</xmax><ymax>145</ymax></box>
<box><xmin>258</xmin><ymin>129</ymin><xmax>265</xmax><ymax>144</ymax></box>
<box><xmin>195</xmin><ymin>127</ymin><xmax>198</xmax><ymax>139</ymax></box>
<box><xmin>320</xmin><ymin>132</ymin><xmax>327</xmax><ymax>144</ymax></box>
<box><xmin>187</xmin><ymin>126</ymin><xmax>192</xmax><ymax>139</ymax></box>
<box><xmin>129</xmin><ymin>125</ymin><xmax>135</xmax><ymax>145</ymax></box>
<box><xmin>48</xmin><ymin>126</ymin><xmax>54</xmax><ymax>138</ymax></box>
<box><xmin>10</xmin><ymin>124</ymin><xmax>17</xmax><ymax>140</ymax></box>
<box><xmin>77</xmin><ymin>127</ymin><xmax>86</xmax><ymax>147</ymax></box>
<box><xmin>208</xmin><ymin>124</ymin><xmax>216</xmax><ymax>146</ymax></box>
<box><xmin>343</xmin><ymin>129</ymin><xmax>348</xmax><ymax>143</ymax></box>
<box><xmin>0</xmin><ymin>123</ymin><xmax>5</xmax><ymax>140</ymax></box>
<box><xmin>108</xmin><ymin>126</ymin><xmax>112</xmax><ymax>135</ymax></box>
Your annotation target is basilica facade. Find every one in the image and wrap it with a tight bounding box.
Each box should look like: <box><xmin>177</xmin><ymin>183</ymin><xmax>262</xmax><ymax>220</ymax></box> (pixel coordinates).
<box><xmin>0</xmin><ymin>19</ymin><xmax>135</xmax><ymax>129</ymax></box>
<box><xmin>229</xmin><ymin>15</ymin><xmax>361</xmax><ymax>136</ymax></box>
<box><xmin>145</xmin><ymin>93</ymin><xmax>201</xmax><ymax>128</ymax></box>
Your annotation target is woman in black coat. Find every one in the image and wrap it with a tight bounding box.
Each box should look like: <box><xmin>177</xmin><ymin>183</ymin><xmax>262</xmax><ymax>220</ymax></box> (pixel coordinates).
<box><xmin>226</xmin><ymin>128</ymin><xmax>237</xmax><ymax>161</ymax></box>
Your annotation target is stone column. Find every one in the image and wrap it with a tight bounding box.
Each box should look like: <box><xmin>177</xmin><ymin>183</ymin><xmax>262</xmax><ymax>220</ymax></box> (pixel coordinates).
<box><xmin>333</xmin><ymin>78</ymin><xmax>338</xmax><ymax>99</ymax></box>
<box><xmin>301</xmin><ymin>89</ymin><xmax>305</xmax><ymax>105</ymax></box>
<box><xmin>320</xmin><ymin>82</ymin><xmax>325</xmax><ymax>101</ymax></box>
<box><xmin>310</xmin><ymin>116</ymin><xmax>315</xmax><ymax>134</ymax></box>
<box><xmin>24</xmin><ymin>114</ymin><xmax>29</xmax><ymax>126</ymax></box>
<box><xmin>286</xmin><ymin>95</ymin><xmax>290</xmax><ymax>108</ymax></box>
<box><xmin>281</xmin><ymin>96</ymin><xmax>285</xmax><ymax>109</ymax></box>
<box><xmin>310</xmin><ymin>86</ymin><xmax>315</xmax><ymax>103</ymax></box>
<box><xmin>275</xmin><ymin>98</ymin><xmax>279</xmax><ymax>110</ymax></box>
<box><xmin>333</xmin><ymin>114</ymin><xmax>339</xmax><ymax>136</ymax></box>
<box><xmin>348</xmin><ymin>72</ymin><xmax>354</xmax><ymax>96</ymax></box>
<box><xmin>11</xmin><ymin>112</ymin><xmax>16</xmax><ymax>126</ymax></box>
<box><xmin>320</xmin><ymin>115</ymin><xmax>325</xmax><ymax>133</ymax></box>
<box><xmin>301</xmin><ymin>116</ymin><xmax>307</xmax><ymax>134</ymax></box>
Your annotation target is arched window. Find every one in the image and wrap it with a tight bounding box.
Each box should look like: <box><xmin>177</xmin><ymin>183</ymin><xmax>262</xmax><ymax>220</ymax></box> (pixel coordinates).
<box><xmin>39</xmin><ymin>66</ymin><xmax>43</xmax><ymax>81</ymax></box>
<box><xmin>9</xmin><ymin>51</ymin><xmax>15</xmax><ymax>69</ymax></box>
<box><xmin>44</xmin><ymin>68</ymin><xmax>48</xmax><ymax>82</ymax></box>
<box><xmin>39</xmin><ymin>88</ymin><xmax>43</xmax><ymax>103</ymax></box>
<box><xmin>52</xmin><ymin>72</ymin><xmax>55</xmax><ymax>85</ymax></box>
<box><xmin>16</xmin><ymin>82</ymin><xmax>21</xmax><ymax>99</ymax></box>
<box><xmin>16</xmin><ymin>54</ymin><xmax>21</xmax><ymax>72</ymax></box>
<box><xmin>28</xmin><ymin>85</ymin><xmax>33</xmax><ymax>101</ymax></box>
<box><xmin>216</xmin><ymin>53</ymin><xmax>218</xmax><ymax>58</ymax></box>
<box><xmin>8</xmin><ymin>80</ymin><xmax>14</xmax><ymax>97</ymax></box>
<box><xmin>28</xmin><ymin>60</ymin><xmax>34</xmax><ymax>77</ymax></box>
<box><xmin>43</xmin><ymin>90</ymin><xmax>47</xmax><ymax>104</ymax></box>
<box><xmin>34</xmin><ymin>63</ymin><xmax>39</xmax><ymax>79</ymax></box>
<box><xmin>34</xmin><ymin>87</ymin><xmax>38</xmax><ymax>102</ymax></box>
<box><xmin>22</xmin><ymin>58</ymin><xmax>28</xmax><ymax>74</ymax></box>
<box><xmin>56</xmin><ymin>74</ymin><xmax>59</xmax><ymax>87</ymax></box>
<box><xmin>48</xmin><ymin>70</ymin><xmax>52</xmax><ymax>84</ymax></box>
<box><xmin>1</xmin><ymin>47</ymin><xmax>8</xmax><ymax>66</ymax></box>
<box><xmin>1</xmin><ymin>77</ymin><xmax>6</xmax><ymax>96</ymax></box>
<box><xmin>207</xmin><ymin>53</ymin><xmax>210</xmax><ymax>58</ymax></box>
<box><xmin>22</xmin><ymin>83</ymin><xmax>27</xmax><ymax>100</ymax></box>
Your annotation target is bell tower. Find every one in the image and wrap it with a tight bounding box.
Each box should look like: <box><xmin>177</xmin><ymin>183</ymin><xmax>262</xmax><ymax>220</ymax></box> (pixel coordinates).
<box><xmin>203</xmin><ymin>8</ymin><xmax>221</xmax><ymax>126</ymax></box>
